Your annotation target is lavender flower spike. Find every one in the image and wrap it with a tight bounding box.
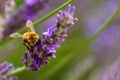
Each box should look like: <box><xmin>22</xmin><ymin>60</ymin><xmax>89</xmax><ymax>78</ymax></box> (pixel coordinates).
<box><xmin>0</xmin><ymin>62</ymin><xmax>18</xmax><ymax>80</ymax></box>
<box><xmin>22</xmin><ymin>4</ymin><xmax>78</xmax><ymax>71</ymax></box>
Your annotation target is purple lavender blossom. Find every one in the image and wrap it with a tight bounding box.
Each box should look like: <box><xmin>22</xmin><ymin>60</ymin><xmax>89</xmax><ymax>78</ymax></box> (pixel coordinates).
<box><xmin>22</xmin><ymin>4</ymin><xmax>78</xmax><ymax>71</ymax></box>
<box><xmin>25</xmin><ymin>0</ymin><xmax>39</xmax><ymax>6</ymax></box>
<box><xmin>0</xmin><ymin>62</ymin><xmax>18</xmax><ymax>80</ymax></box>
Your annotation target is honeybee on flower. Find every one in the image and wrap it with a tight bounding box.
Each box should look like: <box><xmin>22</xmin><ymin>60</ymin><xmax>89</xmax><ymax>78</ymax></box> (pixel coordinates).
<box><xmin>10</xmin><ymin>20</ymin><xmax>40</xmax><ymax>50</ymax></box>
<box><xmin>10</xmin><ymin>5</ymin><xmax>78</xmax><ymax>71</ymax></box>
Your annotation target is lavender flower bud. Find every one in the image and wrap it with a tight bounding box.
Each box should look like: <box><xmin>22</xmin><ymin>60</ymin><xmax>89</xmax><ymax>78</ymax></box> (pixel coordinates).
<box><xmin>22</xmin><ymin>4</ymin><xmax>78</xmax><ymax>71</ymax></box>
<box><xmin>57</xmin><ymin>5</ymin><xmax>78</xmax><ymax>28</ymax></box>
<box><xmin>0</xmin><ymin>62</ymin><xmax>18</xmax><ymax>80</ymax></box>
<box><xmin>25</xmin><ymin>0</ymin><xmax>39</xmax><ymax>6</ymax></box>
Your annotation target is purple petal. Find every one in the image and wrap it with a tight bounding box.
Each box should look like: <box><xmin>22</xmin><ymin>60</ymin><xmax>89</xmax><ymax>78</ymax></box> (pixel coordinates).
<box><xmin>48</xmin><ymin>27</ymin><xmax>53</xmax><ymax>36</ymax></box>
<box><xmin>33</xmin><ymin>54</ymin><xmax>42</xmax><ymax>69</ymax></box>
<box><xmin>25</xmin><ymin>0</ymin><xmax>38</xmax><ymax>6</ymax></box>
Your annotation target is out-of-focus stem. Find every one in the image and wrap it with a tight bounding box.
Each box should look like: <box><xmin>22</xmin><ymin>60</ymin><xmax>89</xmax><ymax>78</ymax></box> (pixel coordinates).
<box><xmin>6</xmin><ymin>66</ymin><xmax>26</xmax><ymax>77</ymax></box>
<box><xmin>82</xmin><ymin>5</ymin><xmax>120</xmax><ymax>48</ymax></box>
<box><xmin>93</xmin><ymin>5</ymin><xmax>120</xmax><ymax>38</ymax></box>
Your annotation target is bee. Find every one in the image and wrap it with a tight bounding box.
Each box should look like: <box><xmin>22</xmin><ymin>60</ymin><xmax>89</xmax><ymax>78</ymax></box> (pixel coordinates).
<box><xmin>10</xmin><ymin>20</ymin><xmax>41</xmax><ymax>50</ymax></box>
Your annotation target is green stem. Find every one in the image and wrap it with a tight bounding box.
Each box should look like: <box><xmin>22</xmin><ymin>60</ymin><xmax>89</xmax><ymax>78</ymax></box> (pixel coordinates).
<box><xmin>6</xmin><ymin>0</ymin><xmax>75</xmax><ymax>76</ymax></box>
<box><xmin>7</xmin><ymin>66</ymin><xmax>26</xmax><ymax>76</ymax></box>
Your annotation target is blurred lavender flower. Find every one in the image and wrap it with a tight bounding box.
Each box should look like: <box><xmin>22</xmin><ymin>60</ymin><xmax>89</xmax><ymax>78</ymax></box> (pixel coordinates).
<box><xmin>0</xmin><ymin>0</ymin><xmax>50</xmax><ymax>40</ymax></box>
<box><xmin>0</xmin><ymin>0</ymin><xmax>5</xmax><ymax>14</ymax></box>
<box><xmin>0</xmin><ymin>0</ymin><xmax>15</xmax><ymax>26</ymax></box>
<box><xmin>5</xmin><ymin>0</ymin><xmax>16</xmax><ymax>21</ymax></box>
<box><xmin>25</xmin><ymin>0</ymin><xmax>39</xmax><ymax>6</ymax></box>
<box><xmin>0</xmin><ymin>62</ymin><xmax>18</xmax><ymax>80</ymax></box>
<box><xmin>100</xmin><ymin>58</ymin><xmax>120</xmax><ymax>80</ymax></box>
<box><xmin>0</xmin><ymin>0</ymin><xmax>15</xmax><ymax>42</ymax></box>
<box><xmin>22</xmin><ymin>5</ymin><xmax>78</xmax><ymax>71</ymax></box>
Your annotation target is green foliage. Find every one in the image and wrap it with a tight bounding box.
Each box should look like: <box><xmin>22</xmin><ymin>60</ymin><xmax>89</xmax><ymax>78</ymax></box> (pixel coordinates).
<box><xmin>14</xmin><ymin>0</ymin><xmax>24</xmax><ymax>7</ymax></box>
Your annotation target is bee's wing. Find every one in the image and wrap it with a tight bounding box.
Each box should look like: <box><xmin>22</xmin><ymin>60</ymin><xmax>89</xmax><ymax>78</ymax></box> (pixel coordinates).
<box><xmin>26</xmin><ymin>20</ymin><xmax>35</xmax><ymax>32</ymax></box>
<box><xmin>10</xmin><ymin>33</ymin><xmax>23</xmax><ymax>38</ymax></box>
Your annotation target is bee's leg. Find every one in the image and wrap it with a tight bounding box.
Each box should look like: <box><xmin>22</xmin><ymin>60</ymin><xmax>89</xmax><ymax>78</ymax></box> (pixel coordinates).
<box><xmin>36</xmin><ymin>39</ymin><xmax>41</xmax><ymax>45</ymax></box>
<box><xmin>23</xmin><ymin>42</ymin><xmax>31</xmax><ymax>50</ymax></box>
<box><xmin>27</xmin><ymin>42</ymin><xmax>34</xmax><ymax>52</ymax></box>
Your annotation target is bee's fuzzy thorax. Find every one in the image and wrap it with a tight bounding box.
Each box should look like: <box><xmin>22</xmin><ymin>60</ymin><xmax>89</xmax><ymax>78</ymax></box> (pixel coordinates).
<box><xmin>22</xmin><ymin>32</ymin><xmax>40</xmax><ymax>49</ymax></box>
<box><xmin>22</xmin><ymin>32</ymin><xmax>40</xmax><ymax>42</ymax></box>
